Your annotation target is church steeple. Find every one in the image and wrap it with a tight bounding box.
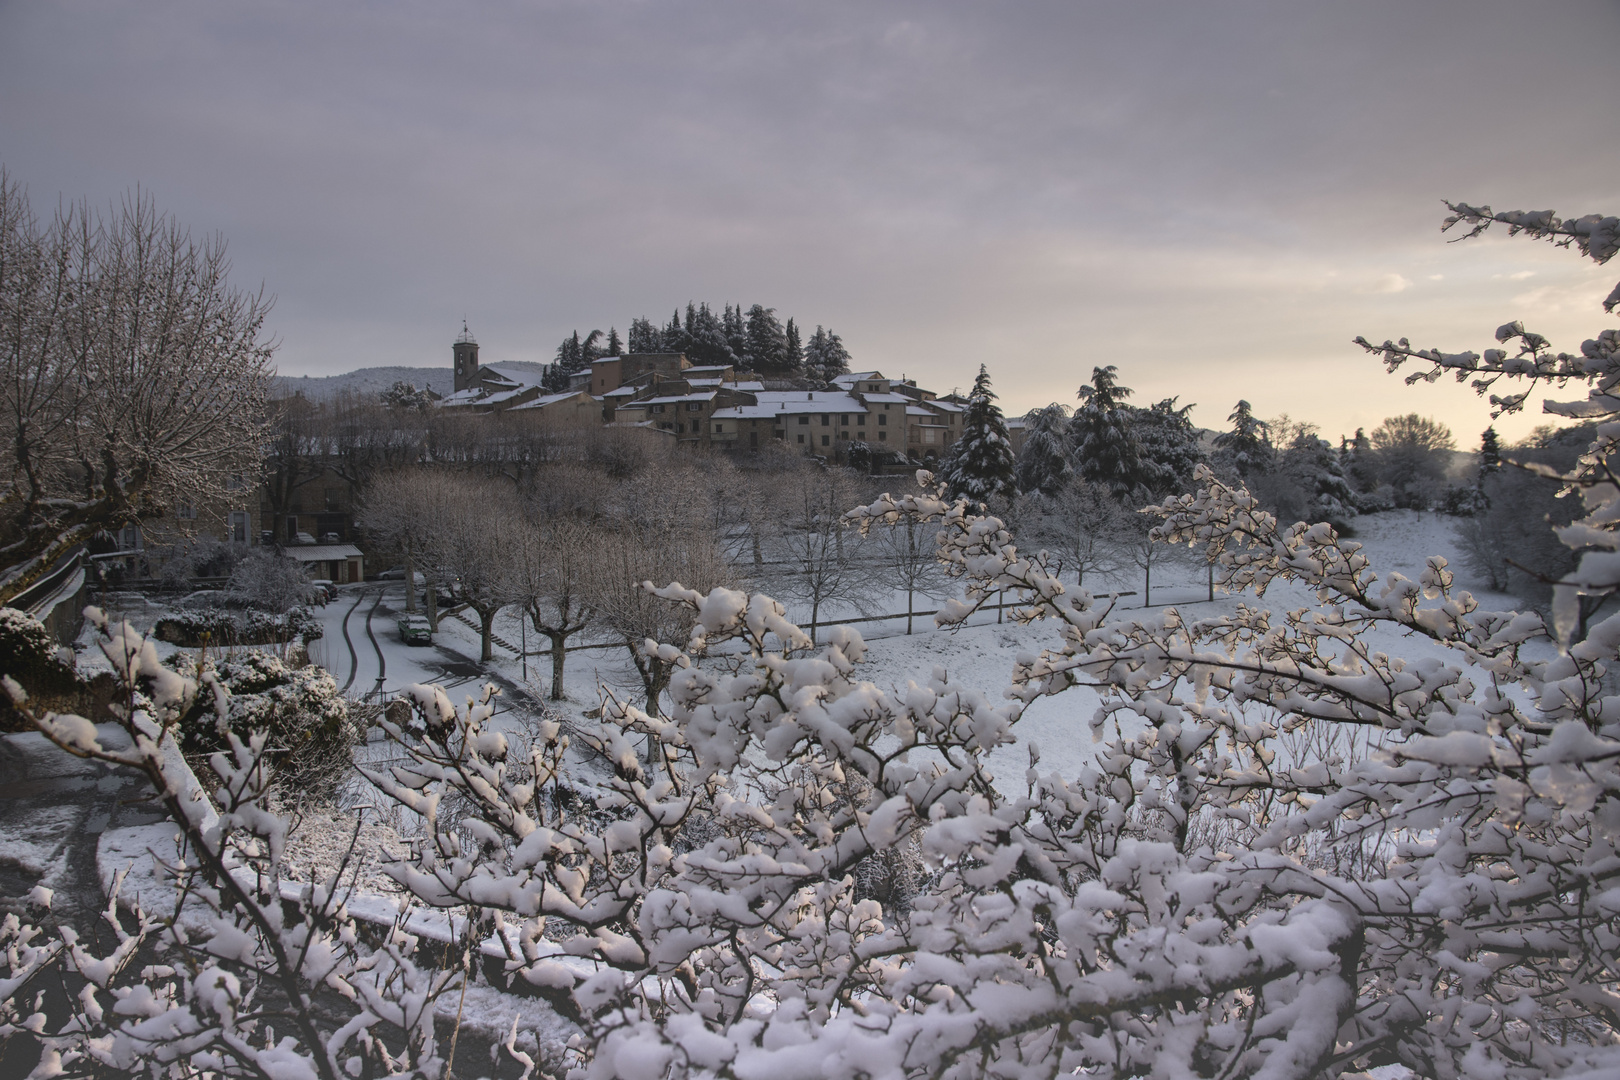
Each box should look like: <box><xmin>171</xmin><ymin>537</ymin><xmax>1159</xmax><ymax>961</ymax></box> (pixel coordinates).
<box><xmin>452</xmin><ymin>320</ymin><xmax>479</xmax><ymax>393</ymax></box>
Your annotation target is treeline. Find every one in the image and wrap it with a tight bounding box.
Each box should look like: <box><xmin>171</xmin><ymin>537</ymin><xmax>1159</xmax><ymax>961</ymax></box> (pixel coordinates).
<box><xmin>544</xmin><ymin>302</ymin><xmax>852</xmax><ymax>390</ymax></box>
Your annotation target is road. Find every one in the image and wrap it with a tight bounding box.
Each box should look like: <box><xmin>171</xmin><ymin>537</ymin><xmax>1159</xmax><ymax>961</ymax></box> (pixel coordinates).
<box><xmin>313</xmin><ymin>584</ymin><xmax>530</xmax><ymax>706</ymax></box>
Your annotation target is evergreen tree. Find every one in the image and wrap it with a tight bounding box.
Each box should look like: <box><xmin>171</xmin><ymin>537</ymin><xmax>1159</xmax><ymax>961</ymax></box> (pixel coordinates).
<box><xmin>1067</xmin><ymin>365</ymin><xmax>1145</xmax><ymax>500</ymax></box>
<box><xmin>607</xmin><ymin>326</ymin><xmax>623</xmax><ymax>356</ymax></box>
<box><xmin>1280</xmin><ymin>430</ymin><xmax>1357</xmax><ymax>527</ymax></box>
<box><xmin>1347</xmin><ymin>426</ymin><xmax>1375</xmax><ymax>490</ymax></box>
<box><xmin>723</xmin><ymin>304</ymin><xmax>748</xmax><ymax>361</ymax></box>
<box><xmin>662</xmin><ymin>308</ymin><xmax>686</xmax><ymax>353</ymax></box>
<box><xmin>784</xmin><ymin>318</ymin><xmax>803</xmax><ymax>372</ymax></box>
<box><xmin>1131</xmin><ymin>397</ymin><xmax>1205</xmax><ymax>498</ymax></box>
<box><xmin>939</xmin><ymin>365</ymin><xmax>1017</xmax><ymax>504</ymax></box>
<box><xmin>1015</xmin><ymin>403</ymin><xmax>1073</xmax><ymax>497</ymax></box>
<box><xmin>627</xmin><ymin>317</ymin><xmax>660</xmax><ymax>353</ymax></box>
<box><xmin>744</xmin><ymin>304</ymin><xmax>788</xmax><ymax>372</ymax></box>
<box><xmin>1212</xmin><ymin>400</ymin><xmax>1273</xmax><ymax>478</ymax></box>
<box><xmin>1480</xmin><ymin>426</ymin><xmax>1502</xmax><ymax>475</ymax></box>
<box><xmin>579</xmin><ymin>329</ymin><xmax>604</xmax><ymax>367</ymax></box>
<box><xmin>684</xmin><ymin>303</ymin><xmax>735</xmax><ymax>366</ymax></box>
<box><xmin>546</xmin><ymin>331</ymin><xmax>586</xmax><ymax>391</ymax></box>
<box><xmin>803</xmin><ymin>325</ymin><xmax>852</xmax><ymax>381</ymax></box>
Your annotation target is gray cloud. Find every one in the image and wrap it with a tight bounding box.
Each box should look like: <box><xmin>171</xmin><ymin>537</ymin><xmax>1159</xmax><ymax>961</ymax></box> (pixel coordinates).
<box><xmin>2</xmin><ymin>0</ymin><xmax>1616</xmax><ymax>441</ymax></box>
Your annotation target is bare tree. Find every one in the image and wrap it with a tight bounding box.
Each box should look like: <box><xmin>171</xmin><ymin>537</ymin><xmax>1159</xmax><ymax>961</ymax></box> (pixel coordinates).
<box><xmin>1017</xmin><ymin>478</ymin><xmax>1126</xmax><ymax>587</ymax></box>
<box><xmin>870</xmin><ymin>514</ymin><xmax>947</xmax><ymax>633</ymax></box>
<box><xmin>415</xmin><ymin>476</ymin><xmax>521</xmax><ymax>662</ymax></box>
<box><xmin>771</xmin><ymin>468</ymin><xmax>873</xmax><ymax>642</ymax></box>
<box><xmin>0</xmin><ymin>173</ymin><xmax>273</xmax><ymax>602</ymax></box>
<box><xmin>512</xmin><ymin>515</ymin><xmax>599</xmax><ymax>700</ymax></box>
<box><xmin>592</xmin><ymin>525</ymin><xmax>732</xmax><ymax>717</ymax></box>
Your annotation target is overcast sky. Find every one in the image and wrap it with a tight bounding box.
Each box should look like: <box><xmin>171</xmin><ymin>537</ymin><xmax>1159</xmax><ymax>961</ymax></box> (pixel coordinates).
<box><xmin>3</xmin><ymin>0</ymin><xmax>1617</xmax><ymax>443</ymax></box>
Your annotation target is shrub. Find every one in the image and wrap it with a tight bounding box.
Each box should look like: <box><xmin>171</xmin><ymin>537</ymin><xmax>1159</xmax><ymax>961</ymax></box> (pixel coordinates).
<box><xmin>0</xmin><ymin>607</ymin><xmax>82</xmax><ymax>731</ymax></box>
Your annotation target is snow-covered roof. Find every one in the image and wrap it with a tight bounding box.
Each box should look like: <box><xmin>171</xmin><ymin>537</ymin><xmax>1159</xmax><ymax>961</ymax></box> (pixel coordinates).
<box><xmin>907</xmin><ymin>405</ymin><xmax>941</xmax><ymax>418</ymax></box>
<box><xmin>601</xmin><ymin>386</ymin><xmax>640</xmax><ymax>399</ymax></box>
<box><xmin>857</xmin><ymin>392</ymin><xmax>910</xmax><ymax>404</ymax></box>
<box><xmin>923</xmin><ymin>399</ymin><xmax>965</xmax><ymax>413</ymax></box>
<box><xmin>483</xmin><ymin>363</ymin><xmax>545</xmax><ymax>387</ymax></box>
<box><xmin>687</xmin><ymin>378</ymin><xmax>765</xmax><ymax>391</ymax></box>
<box><xmin>437</xmin><ymin>388</ymin><xmax>486</xmax><ymax>407</ymax></box>
<box><xmin>483</xmin><ymin>386</ymin><xmax>536</xmax><ymax>405</ymax></box>
<box><xmin>286</xmin><ymin>544</ymin><xmax>363</xmax><ymax>562</ymax></box>
<box><xmin>751</xmin><ymin>391</ymin><xmax>865</xmax><ymax>414</ymax></box>
<box><xmin>683</xmin><ymin>365</ymin><xmax>732</xmax><ymax>376</ymax></box>
<box><xmin>637</xmin><ymin>391</ymin><xmax>718</xmax><ymax>406</ymax></box>
<box><xmin>832</xmin><ymin>371</ymin><xmax>884</xmax><ymax>387</ymax></box>
<box><xmin>711</xmin><ymin>404</ymin><xmax>784</xmax><ymax>420</ymax></box>
<box><xmin>509</xmin><ymin>391</ymin><xmax>588</xmax><ymax>411</ymax></box>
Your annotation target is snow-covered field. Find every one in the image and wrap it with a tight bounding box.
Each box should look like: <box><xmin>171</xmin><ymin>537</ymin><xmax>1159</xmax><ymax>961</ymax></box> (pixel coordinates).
<box><xmin>304</xmin><ymin>509</ymin><xmax>1551</xmax><ymax>794</ymax></box>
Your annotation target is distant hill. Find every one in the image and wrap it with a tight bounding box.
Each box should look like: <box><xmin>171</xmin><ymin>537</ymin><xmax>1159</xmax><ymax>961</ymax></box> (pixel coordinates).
<box><xmin>272</xmin><ymin>361</ymin><xmax>552</xmax><ymax>402</ymax></box>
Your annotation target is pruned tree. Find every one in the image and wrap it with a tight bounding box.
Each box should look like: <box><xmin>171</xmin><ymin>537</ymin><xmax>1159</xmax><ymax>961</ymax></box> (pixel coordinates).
<box><xmin>770</xmin><ymin>466</ymin><xmax>872</xmax><ymax>642</ymax></box>
<box><xmin>1014</xmin><ymin>476</ymin><xmax>1126</xmax><ymax>586</ymax></box>
<box><xmin>0</xmin><ymin>172</ymin><xmax>273</xmax><ymax>603</ymax></box>
<box><xmin>512</xmin><ymin>515</ymin><xmax>599</xmax><ymax>700</ymax></box>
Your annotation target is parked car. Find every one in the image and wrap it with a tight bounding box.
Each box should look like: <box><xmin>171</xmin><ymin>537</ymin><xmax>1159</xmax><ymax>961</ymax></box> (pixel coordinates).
<box><xmin>397</xmin><ymin>613</ymin><xmax>433</xmax><ymax>645</ymax></box>
<box><xmin>319</xmin><ymin>532</ymin><xmax>341</xmax><ymax>544</ymax></box>
<box><xmin>294</xmin><ymin>531</ymin><xmax>317</xmax><ymax>545</ymax></box>
<box><xmin>307</xmin><ymin>579</ymin><xmax>336</xmax><ymax>603</ymax></box>
<box><xmin>376</xmin><ymin>566</ymin><xmax>426</xmax><ymax>585</ymax></box>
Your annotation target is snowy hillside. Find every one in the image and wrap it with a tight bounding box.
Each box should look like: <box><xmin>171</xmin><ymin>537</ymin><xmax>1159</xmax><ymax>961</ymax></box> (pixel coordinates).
<box><xmin>271</xmin><ymin>360</ymin><xmax>550</xmax><ymax>401</ymax></box>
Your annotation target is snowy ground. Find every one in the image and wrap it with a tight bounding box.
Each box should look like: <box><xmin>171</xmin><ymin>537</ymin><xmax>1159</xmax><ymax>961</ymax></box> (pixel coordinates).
<box><xmin>303</xmin><ymin>509</ymin><xmax>1556</xmax><ymax>797</ymax></box>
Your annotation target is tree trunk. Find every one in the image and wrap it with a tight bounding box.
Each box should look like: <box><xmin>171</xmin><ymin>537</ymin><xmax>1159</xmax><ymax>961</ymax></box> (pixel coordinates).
<box><xmin>404</xmin><ymin>548</ymin><xmax>417</xmax><ymax>613</ymax></box>
<box><xmin>1144</xmin><ymin>560</ymin><xmax>1151</xmax><ymax>607</ymax></box>
<box><xmin>1207</xmin><ymin>559</ymin><xmax>1214</xmax><ymax>603</ymax></box>
<box><xmin>425</xmin><ymin>577</ymin><xmax>438</xmax><ymax>631</ymax></box>
<box><xmin>906</xmin><ymin>585</ymin><xmax>914</xmax><ymax>635</ymax></box>
<box><xmin>479</xmin><ymin>606</ymin><xmax>497</xmax><ymax>663</ymax></box>
<box><xmin>547</xmin><ymin>629</ymin><xmax>567</xmax><ymax>700</ymax></box>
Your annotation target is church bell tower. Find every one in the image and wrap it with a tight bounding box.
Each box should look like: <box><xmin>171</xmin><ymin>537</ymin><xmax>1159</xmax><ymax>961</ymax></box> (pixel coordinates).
<box><xmin>452</xmin><ymin>321</ymin><xmax>479</xmax><ymax>393</ymax></box>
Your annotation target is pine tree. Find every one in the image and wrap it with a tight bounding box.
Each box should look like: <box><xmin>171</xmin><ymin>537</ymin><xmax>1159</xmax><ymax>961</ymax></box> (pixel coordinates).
<box><xmin>1015</xmin><ymin>403</ymin><xmax>1073</xmax><ymax>497</ymax></box>
<box><xmin>578</xmin><ymin>329</ymin><xmax>603</xmax><ymax>368</ymax></box>
<box><xmin>607</xmin><ymin>326</ymin><xmax>623</xmax><ymax>356</ymax></box>
<box><xmin>1131</xmin><ymin>397</ymin><xmax>1206</xmax><ymax>498</ymax></box>
<box><xmin>803</xmin><ymin>325</ymin><xmax>852</xmax><ymax>382</ymax></box>
<box><xmin>684</xmin><ymin>303</ymin><xmax>735</xmax><ymax>366</ymax></box>
<box><xmin>940</xmin><ymin>365</ymin><xmax>1017</xmax><ymax>504</ymax></box>
<box><xmin>627</xmin><ymin>317</ymin><xmax>660</xmax><ymax>353</ymax></box>
<box><xmin>1480</xmin><ymin>426</ymin><xmax>1502</xmax><ymax>475</ymax></box>
<box><xmin>662</xmin><ymin>309</ymin><xmax>686</xmax><ymax>353</ymax></box>
<box><xmin>784</xmin><ymin>318</ymin><xmax>803</xmax><ymax>372</ymax></box>
<box><xmin>723</xmin><ymin>304</ymin><xmax>747</xmax><ymax>362</ymax></box>
<box><xmin>1067</xmin><ymin>365</ymin><xmax>1146</xmax><ymax>501</ymax></box>
<box><xmin>744</xmin><ymin>304</ymin><xmax>787</xmax><ymax>372</ymax></box>
<box><xmin>1281</xmin><ymin>430</ymin><xmax>1357</xmax><ymax>526</ymax></box>
<box><xmin>1212</xmin><ymin>400</ymin><xmax>1273</xmax><ymax>478</ymax></box>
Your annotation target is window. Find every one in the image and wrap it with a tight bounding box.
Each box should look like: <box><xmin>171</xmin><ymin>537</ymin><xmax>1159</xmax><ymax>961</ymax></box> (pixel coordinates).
<box><xmin>176</xmin><ymin>500</ymin><xmax>197</xmax><ymax>520</ymax></box>
<box><xmin>798</xmin><ymin>415</ymin><xmax>809</xmax><ymax>425</ymax></box>
<box><xmin>840</xmin><ymin>414</ymin><xmax>849</xmax><ymax>426</ymax></box>
<box><xmin>229</xmin><ymin>512</ymin><xmax>250</xmax><ymax>544</ymax></box>
<box><xmin>775</xmin><ymin>429</ymin><xmax>784</xmax><ymax>439</ymax></box>
<box><xmin>687</xmin><ymin>402</ymin><xmax>702</xmax><ymax>412</ymax></box>
<box><xmin>226</xmin><ymin>473</ymin><xmax>245</xmax><ymax>490</ymax></box>
<box><xmin>877</xmin><ymin>413</ymin><xmax>887</xmax><ymax>425</ymax></box>
<box><xmin>822</xmin><ymin>434</ymin><xmax>830</xmax><ymax>446</ymax></box>
<box><xmin>651</xmin><ymin>404</ymin><xmax>665</xmax><ymax>414</ymax></box>
<box><xmin>713</xmin><ymin>424</ymin><xmax>722</xmax><ymax>433</ymax></box>
<box><xmin>821</xmin><ymin>415</ymin><xmax>830</xmax><ymax>426</ymax></box>
<box><xmin>857</xmin><ymin>413</ymin><xmax>866</xmax><ymax>425</ymax></box>
<box><xmin>878</xmin><ymin>431</ymin><xmax>887</xmax><ymax>442</ymax></box>
<box><xmin>839</xmin><ymin>431</ymin><xmax>849</xmax><ymax>440</ymax></box>
<box><xmin>797</xmin><ymin>433</ymin><xmax>805</xmax><ymax>444</ymax></box>
<box><xmin>119</xmin><ymin>525</ymin><xmax>142</xmax><ymax>551</ymax></box>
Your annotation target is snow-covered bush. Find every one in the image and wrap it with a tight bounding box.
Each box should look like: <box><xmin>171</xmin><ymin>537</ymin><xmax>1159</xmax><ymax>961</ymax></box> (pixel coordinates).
<box><xmin>0</xmin><ymin>611</ymin><xmax>457</xmax><ymax>1078</ymax></box>
<box><xmin>0</xmin><ymin>606</ymin><xmax>80</xmax><ymax>730</ymax></box>
<box><xmin>153</xmin><ymin>604</ymin><xmax>323</xmax><ymax>647</ymax></box>
<box><xmin>226</xmin><ymin>547</ymin><xmax>320</xmax><ymax>611</ymax></box>
<box><xmin>173</xmin><ymin>650</ymin><xmax>358</xmax><ymax>804</ymax></box>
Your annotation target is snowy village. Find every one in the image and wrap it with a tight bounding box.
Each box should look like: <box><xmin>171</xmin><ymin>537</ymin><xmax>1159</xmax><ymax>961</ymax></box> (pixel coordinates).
<box><xmin>2</xmin><ymin>5</ymin><xmax>1619</xmax><ymax>1080</ymax></box>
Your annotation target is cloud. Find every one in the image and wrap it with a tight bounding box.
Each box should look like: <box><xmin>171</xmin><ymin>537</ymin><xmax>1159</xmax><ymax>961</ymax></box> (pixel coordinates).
<box><xmin>0</xmin><ymin>0</ymin><xmax>1614</xmax><ymax>446</ymax></box>
<box><xmin>1366</xmin><ymin>273</ymin><xmax>1411</xmax><ymax>294</ymax></box>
